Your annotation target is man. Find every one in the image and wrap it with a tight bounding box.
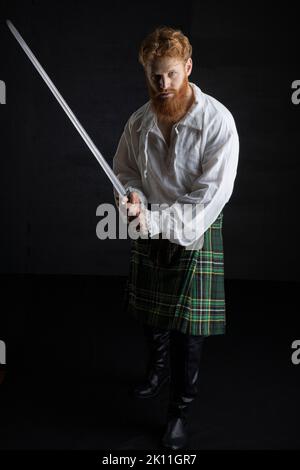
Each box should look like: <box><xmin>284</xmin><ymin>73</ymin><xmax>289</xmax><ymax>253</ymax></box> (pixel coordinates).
<box><xmin>113</xmin><ymin>26</ymin><xmax>239</xmax><ymax>450</ymax></box>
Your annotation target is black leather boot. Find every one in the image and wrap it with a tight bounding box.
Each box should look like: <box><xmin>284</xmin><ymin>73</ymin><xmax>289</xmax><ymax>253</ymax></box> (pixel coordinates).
<box><xmin>161</xmin><ymin>331</ymin><xmax>205</xmax><ymax>450</ymax></box>
<box><xmin>132</xmin><ymin>324</ymin><xmax>170</xmax><ymax>399</ymax></box>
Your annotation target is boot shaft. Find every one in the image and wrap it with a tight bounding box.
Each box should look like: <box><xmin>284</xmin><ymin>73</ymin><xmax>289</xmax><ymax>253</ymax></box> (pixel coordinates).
<box><xmin>169</xmin><ymin>331</ymin><xmax>205</xmax><ymax>409</ymax></box>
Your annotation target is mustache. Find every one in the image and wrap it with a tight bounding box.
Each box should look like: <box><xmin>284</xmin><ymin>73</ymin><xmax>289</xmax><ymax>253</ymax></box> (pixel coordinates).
<box><xmin>155</xmin><ymin>89</ymin><xmax>177</xmax><ymax>97</ymax></box>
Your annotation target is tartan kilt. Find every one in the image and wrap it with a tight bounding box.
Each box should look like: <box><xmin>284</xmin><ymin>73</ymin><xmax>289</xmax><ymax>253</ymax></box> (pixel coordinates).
<box><xmin>124</xmin><ymin>211</ymin><xmax>226</xmax><ymax>336</ymax></box>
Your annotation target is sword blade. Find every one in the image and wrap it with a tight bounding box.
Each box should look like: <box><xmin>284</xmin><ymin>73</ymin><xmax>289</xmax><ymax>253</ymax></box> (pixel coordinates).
<box><xmin>6</xmin><ymin>19</ymin><xmax>127</xmax><ymax>198</ymax></box>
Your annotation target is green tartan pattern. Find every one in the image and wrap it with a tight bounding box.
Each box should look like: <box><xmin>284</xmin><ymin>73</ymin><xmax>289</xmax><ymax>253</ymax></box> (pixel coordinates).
<box><xmin>124</xmin><ymin>211</ymin><xmax>226</xmax><ymax>336</ymax></box>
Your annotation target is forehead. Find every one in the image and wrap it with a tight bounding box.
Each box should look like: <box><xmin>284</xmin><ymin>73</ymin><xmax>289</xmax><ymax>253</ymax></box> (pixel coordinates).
<box><xmin>147</xmin><ymin>56</ymin><xmax>184</xmax><ymax>74</ymax></box>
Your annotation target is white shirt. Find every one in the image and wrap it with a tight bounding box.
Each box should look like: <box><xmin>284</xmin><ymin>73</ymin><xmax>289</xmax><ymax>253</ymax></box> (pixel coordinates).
<box><xmin>113</xmin><ymin>82</ymin><xmax>239</xmax><ymax>249</ymax></box>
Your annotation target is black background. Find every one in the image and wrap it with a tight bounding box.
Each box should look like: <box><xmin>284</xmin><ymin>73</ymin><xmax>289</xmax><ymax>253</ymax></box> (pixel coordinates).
<box><xmin>1</xmin><ymin>0</ymin><xmax>299</xmax><ymax>279</ymax></box>
<box><xmin>1</xmin><ymin>0</ymin><xmax>300</xmax><ymax>452</ymax></box>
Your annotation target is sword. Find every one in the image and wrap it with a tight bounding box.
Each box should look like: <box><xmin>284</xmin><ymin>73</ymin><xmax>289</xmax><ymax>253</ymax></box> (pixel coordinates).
<box><xmin>6</xmin><ymin>19</ymin><xmax>128</xmax><ymax>200</ymax></box>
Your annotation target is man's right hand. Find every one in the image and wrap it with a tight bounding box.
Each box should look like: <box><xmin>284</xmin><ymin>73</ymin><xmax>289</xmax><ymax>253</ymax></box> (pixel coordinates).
<box><xmin>115</xmin><ymin>191</ymin><xmax>148</xmax><ymax>234</ymax></box>
<box><xmin>121</xmin><ymin>191</ymin><xmax>142</xmax><ymax>222</ymax></box>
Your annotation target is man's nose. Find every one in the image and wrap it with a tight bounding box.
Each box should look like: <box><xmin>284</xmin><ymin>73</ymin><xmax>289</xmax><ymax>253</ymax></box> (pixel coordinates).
<box><xmin>159</xmin><ymin>76</ymin><xmax>171</xmax><ymax>90</ymax></box>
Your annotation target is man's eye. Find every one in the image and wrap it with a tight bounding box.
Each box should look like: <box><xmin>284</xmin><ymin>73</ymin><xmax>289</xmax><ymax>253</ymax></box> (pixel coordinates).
<box><xmin>169</xmin><ymin>72</ymin><xmax>176</xmax><ymax>77</ymax></box>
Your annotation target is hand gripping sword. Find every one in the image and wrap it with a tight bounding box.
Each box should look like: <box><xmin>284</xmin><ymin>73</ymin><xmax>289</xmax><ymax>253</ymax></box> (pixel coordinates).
<box><xmin>6</xmin><ymin>19</ymin><xmax>128</xmax><ymax>200</ymax></box>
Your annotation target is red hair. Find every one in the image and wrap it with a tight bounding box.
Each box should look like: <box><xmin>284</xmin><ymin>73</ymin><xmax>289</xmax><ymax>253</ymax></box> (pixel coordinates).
<box><xmin>138</xmin><ymin>26</ymin><xmax>192</xmax><ymax>67</ymax></box>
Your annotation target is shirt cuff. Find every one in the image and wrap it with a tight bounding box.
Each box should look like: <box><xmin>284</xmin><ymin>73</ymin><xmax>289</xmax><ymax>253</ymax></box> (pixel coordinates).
<box><xmin>144</xmin><ymin>207</ymin><xmax>161</xmax><ymax>238</ymax></box>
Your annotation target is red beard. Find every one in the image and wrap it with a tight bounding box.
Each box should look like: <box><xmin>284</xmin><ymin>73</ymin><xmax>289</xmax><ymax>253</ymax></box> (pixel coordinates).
<box><xmin>147</xmin><ymin>76</ymin><xmax>194</xmax><ymax>124</ymax></box>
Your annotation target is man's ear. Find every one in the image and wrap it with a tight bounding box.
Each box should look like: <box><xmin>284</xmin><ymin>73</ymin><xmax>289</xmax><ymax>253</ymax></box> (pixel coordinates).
<box><xmin>185</xmin><ymin>58</ymin><xmax>193</xmax><ymax>77</ymax></box>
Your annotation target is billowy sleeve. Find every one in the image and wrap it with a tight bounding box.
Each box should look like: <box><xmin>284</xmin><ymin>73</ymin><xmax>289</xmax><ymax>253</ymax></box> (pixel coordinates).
<box><xmin>145</xmin><ymin>116</ymin><xmax>239</xmax><ymax>247</ymax></box>
<box><xmin>112</xmin><ymin>120</ymin><xmax>148</xmax><ymax>208</ymax></box>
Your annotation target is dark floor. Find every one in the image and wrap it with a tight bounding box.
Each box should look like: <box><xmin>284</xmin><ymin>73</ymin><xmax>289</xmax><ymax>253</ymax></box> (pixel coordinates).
<box><xmin>0</xmin><ymin>275</ymin><xmax>300</xmax><ymax>450</ymax></box>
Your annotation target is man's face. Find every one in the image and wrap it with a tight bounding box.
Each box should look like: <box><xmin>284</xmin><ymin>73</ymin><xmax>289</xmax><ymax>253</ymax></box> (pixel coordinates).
<box><xmin>145</xmin><ymin>56</ymin><xmax>193</xmax><ymax>123</ymax></box>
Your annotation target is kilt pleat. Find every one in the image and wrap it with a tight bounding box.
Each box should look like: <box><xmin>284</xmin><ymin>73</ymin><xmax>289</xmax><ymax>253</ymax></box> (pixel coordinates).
<box><xmin>124</xmin><ymin>211</ymin><xmax>226</xmax><ymax>336</ymax></box>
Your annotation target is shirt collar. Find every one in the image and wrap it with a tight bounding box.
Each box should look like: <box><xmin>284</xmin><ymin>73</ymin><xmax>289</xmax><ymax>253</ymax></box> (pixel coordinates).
<box><xmin>136</xmin><ymin>82</ymin><xmax>204</xmax><ymax>133</ymax></box>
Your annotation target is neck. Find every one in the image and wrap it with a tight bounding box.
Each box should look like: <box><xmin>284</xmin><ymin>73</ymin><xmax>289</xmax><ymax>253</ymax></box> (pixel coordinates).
<box><xmin>186</xmin><ymin>83</ymin><xmax>195</xmax><ymax>110</ymax></box>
